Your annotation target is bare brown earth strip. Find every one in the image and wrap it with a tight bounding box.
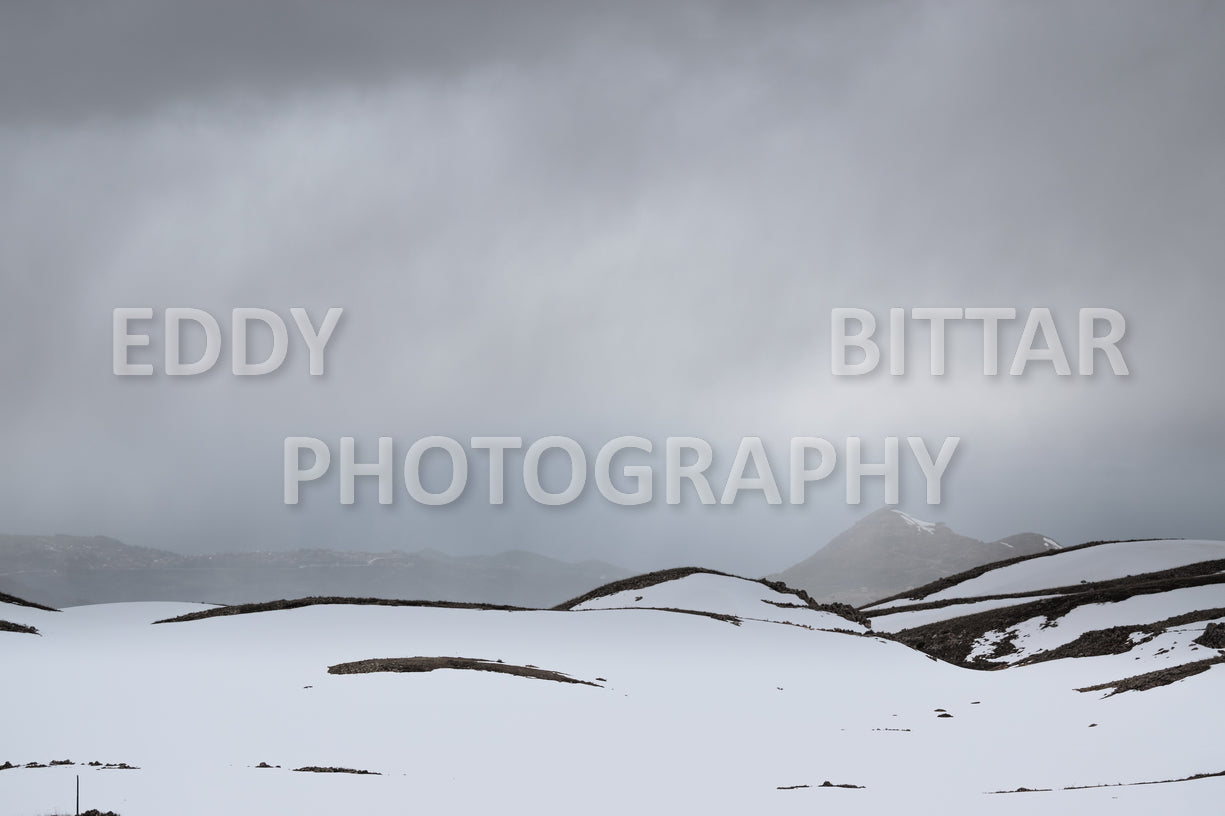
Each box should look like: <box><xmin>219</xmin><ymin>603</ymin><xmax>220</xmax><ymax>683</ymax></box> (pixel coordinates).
<box><xmin>154</xmin><ymin>596</ymin><xmax>533</xmax><ymax>624</ymax></box>
<box><xmin>327</xmin><ymin>656</ymin><xmax>603</xmax><ymax>687</ymax></box>
<box><xmin>0</xmin><ymin>620</ymin><xmax>38</xmax><ymax>635</ymax></box>
<box><xmin>0</xmin><ymin>591</ymin><xmax>58</xmax><ymax>612</ymax></box>
<box><xmin>1075</xmin><ymin>655</ymin><xmax>1225</xmax><ymax>696</ymax></box>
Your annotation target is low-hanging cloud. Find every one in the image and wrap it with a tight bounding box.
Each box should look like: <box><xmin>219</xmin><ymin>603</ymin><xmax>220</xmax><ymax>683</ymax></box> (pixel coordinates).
<box><xmin>2</xmin><ymin>1</ymin><xmax>1223</xmax><ymax>576</ymax></box>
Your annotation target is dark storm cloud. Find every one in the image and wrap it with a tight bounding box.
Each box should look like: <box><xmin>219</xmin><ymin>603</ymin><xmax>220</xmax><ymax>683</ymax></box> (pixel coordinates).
<box><xmin>0</xmin><ymin>1</ymin><xmax>882</xmax><ymax>123</ymax></box>
<box><xmin>1</xmin><ymin>1</ymin><xmax>1223</xmax><ymax>575</ymax></box>
<box><xmin>0</xmin><ymin>1</ymin><xmax>582</xmax><ymax>122</ymax></box>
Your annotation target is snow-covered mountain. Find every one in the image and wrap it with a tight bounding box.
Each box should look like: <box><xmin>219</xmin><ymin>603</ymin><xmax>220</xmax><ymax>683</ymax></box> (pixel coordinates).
<box><xmin>3</xmin><ymin>545</ymin><xmax>1223</xmax><ymax>815</ymax></box>
<box><xmin>770</xmin><ymin>508</ymin><xmax>1061</xmax><ymax>605</ymax></box>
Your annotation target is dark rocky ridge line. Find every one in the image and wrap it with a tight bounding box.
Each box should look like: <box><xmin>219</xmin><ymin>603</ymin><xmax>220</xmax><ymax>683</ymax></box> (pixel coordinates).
<box><xmin>1015</xmin><ymin>609</ymin><xmax>1225</xmax><ymax>667</ymax></box>
<box><xmin>867</xmin><ymin>557</ymin><xmax>1225</xmax><ymax>619</ymax></box>
<box><xmin>631</xmin><ymin>606</ymin><xmax>743</xmax><ymax>625</ymax></box>
<box><xmin>552</xmin><ymin>566</ymin><xmax>870</xmax><ymax>628</ymax></box>
<box><xmin>891</xmin><ymin>570</ymin><xmax>1225</xmax><ymax>667</ymax></box>
<box><xmin>553</xmin><ymin>566</ymin><xmax>744</xmax><ymax>609</ymax></box>
<box><xmin>990</xmin><ymin>768</ymin><xmax>1225</xmax><ymax>794</ymax></box>
<box><xmin>863</xmin><ymin>538</ymin><xmax>1167</xmax><ymax>609</ymax></box>
<box><xmin>0</xmin><ymin>590</ymin><xmax>58</xmax><ymax>612</ymax></box>
<box><xmin>0</xmin><ymin>620</ymin><xmax>39</xmax><ymax>635</ymax></box>
<box><xmin>154</xmin><ymin>596</ymin><xmax>533</xmax><ymax>624</ymax></box>
<box><xmin>1075</xmin><ymin>655</ymin><xmax>1225</xmax><ymax>696</ymax></box>
<box><xmin>152</xmin><ymin>568</ymin><xmax>870</xmax><ymax>630</ymax></box>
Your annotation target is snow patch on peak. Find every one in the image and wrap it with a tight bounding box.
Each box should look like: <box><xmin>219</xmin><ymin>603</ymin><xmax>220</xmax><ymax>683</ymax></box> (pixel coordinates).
<box><xmin>1042</xmin><ymin>536</ymin><xmax>1062</xmax><ymax>550</ymax></box>
<box><xmin>891</xmin><ymin>509</ymin><xmax>937</xmax><ymax>534</ymax></box>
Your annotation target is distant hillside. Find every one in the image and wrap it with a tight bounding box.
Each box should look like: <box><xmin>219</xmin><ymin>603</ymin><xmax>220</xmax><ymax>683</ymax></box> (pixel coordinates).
<box><xmin>0</xmin><ymin>534</ymin><xmax>628</xmax><ymax>609</ymax></box>
<box><xmin>769</xmin><ymin>508</ymin><xmax>1060</xmax><ymax>606</ymax></box>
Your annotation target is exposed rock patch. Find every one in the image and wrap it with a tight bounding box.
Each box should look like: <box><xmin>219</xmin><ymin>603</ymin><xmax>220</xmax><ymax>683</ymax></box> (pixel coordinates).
<box><xmin>0</xmin><ymin>590</ymin><xmax>59</xmax><ymax>612</ymax></box>
<box><xmin>328</xmin><ymin>656</ymin><xmax>603</xmax><ymax>687</ymax></box>
<box><xmin>0</xmin><ymin>620</ymin><xmax>38</xmax><ymax>635</ymax></box>
<box><xmin>1194</xmin><ymin>621</ymin><xmax>1225</xmax><ymax>649</ymax></box>
<box><xmin>293</xmin><ymin>766</ymin><xmax>380</xmax><ymax>775</ymax></box>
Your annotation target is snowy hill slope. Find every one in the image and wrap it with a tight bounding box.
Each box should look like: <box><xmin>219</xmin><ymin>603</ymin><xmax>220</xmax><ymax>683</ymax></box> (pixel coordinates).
<box><xmin>2</xmin><ymin>566</ymin><xmax>1224</xmax><ymax>816</ymax></box>
<box><xmin>560</xmin><ymin>567</ymin><xmax>868</xmax><ymax>631</ymax></box>
<box><xmin>910</xmin><ymin>539</ymin><xmax>1225</xmax><ymax>603</ymax></box>
<box><xmin>865</xmin><ymin>539</ymin><xmax>1225</xmax><ymax>678</ymax></box>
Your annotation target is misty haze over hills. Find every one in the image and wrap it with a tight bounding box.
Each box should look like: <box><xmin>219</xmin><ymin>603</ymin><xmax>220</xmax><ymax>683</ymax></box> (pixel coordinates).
<box><xmin>0</xmin><ymin>535</ymin><xmax>628</xmax><ymax>609</ymax></box>
<box><xmin>0</xmin><ymin>509</ymin><xmax>1060</xmax><ymax>609</ymax></box>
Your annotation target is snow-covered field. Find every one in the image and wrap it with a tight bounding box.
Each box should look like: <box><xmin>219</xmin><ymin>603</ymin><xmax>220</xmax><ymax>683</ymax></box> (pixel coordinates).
<box><xmin>2</xmin><ymin>567</ymin><xmax>1223</xmax><ymax>816</ymax></box>
<box><xmin>961</xmin><ymin>585</ymin><xmax>1225</xmax><ymax>665</ymax></box>
<box><xmin>916</xmin><ymin>539</ymin><xmax>1225</xmax><ymax>602</ymax></box>
<box><xmin>569</xmin><ymin>571</ymin><xmax>868</xmax><ymax>630</ymax></box>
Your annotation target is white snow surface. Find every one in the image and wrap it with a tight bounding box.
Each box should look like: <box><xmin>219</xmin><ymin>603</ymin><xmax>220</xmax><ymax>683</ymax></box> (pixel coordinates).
<box><xmin>2</xmin><ymin>576</ymin><xmax>1224</xmax><ymax>815</ymax></box>
<box><xmin>963</xmin><ymin>585</ymin><xmax>1225</xmax><ymax>666</ymax></box>
<box><xmin>571</xmin><ymin>572</ymin><xmax>866</xmax><ymax>631</ymax></box>
<box><xmin>923</xmin><ymin>539</ymin><xmax>1225</xmax><ymax>602</ymax></box>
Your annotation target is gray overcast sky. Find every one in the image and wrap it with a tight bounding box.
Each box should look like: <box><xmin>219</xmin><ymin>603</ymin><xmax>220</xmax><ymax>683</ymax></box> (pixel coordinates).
<box><xmin>2</xmin><ymin>1</ymin><xmax>1223</xmax><ymax>576</ymax></box>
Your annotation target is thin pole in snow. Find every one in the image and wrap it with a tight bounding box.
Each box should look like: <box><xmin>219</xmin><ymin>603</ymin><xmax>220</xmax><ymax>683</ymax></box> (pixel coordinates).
<box><xmin>76</xmin><ymin>773</ymin><xmax>80</xmax><ymax>816</ymax></box>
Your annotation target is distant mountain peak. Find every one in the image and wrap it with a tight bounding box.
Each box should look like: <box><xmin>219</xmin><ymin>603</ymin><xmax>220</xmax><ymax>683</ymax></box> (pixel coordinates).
<box><xmin>769</xmin><ymin>509</ymin><xmax>1060</xmax><ymax>606</ymax></box>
